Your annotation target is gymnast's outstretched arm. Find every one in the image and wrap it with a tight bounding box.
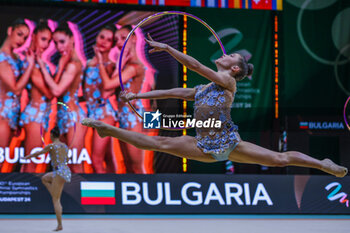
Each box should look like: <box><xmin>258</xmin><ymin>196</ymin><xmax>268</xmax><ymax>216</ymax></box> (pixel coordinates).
<box><xmin>120</xmin><ymin>88</ymin><xmax>196</xmax><ymax>102</ymax></box>
<box><xmin>145</xmin><ymin>34</ymin><xmax>234</xmax><ymax>91</ymax></box>
<box><xmin>24</xmin><ymin>145</ymin><xmax>52</xmax><ymax>159</ymax></box>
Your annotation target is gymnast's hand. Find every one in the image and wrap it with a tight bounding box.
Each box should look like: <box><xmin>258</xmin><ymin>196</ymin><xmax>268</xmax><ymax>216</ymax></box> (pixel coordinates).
<box><xmin>145</xmin><ymin>33</ymin><xmax>168</xmax><ymax>53</ymax></box>
<box><xmin>116</xmin><ymin>48</ymin><xmax>132</xmax><ymax>71</ymax></box>
<box><xmin>26</xmin><ymin>49</ymin><xmax>35</xmax><ymax>67</ymax></box>
<box><xmin>93</xmin><ymin>45</ymin><xmax>103</xmax><ymax>65</ymax></box>
<box><xmin>36</xmin><ymin>52</ymin><xmax>45</xmax><ymax>69</ymax></box>
<box><xmin>59</xmin><ymin>48</ymin><xmax>72</xmax><ymax>68</ymax></box>
<box><xmin>120</xmin><ymin>90</ymin><xmax>136</xmax><ymax>102</ymax></box>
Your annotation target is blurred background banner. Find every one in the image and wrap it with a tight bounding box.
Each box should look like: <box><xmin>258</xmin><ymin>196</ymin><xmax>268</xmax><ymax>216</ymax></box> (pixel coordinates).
<box><xmin>281</xmin><ymin>0</ymin><xmax>350</xmax><ymax>176</ymax></box>
<box><xmin>282</xmin><ymin>0</ymin><xmax>350</xmax><ymax>116</ymax></box>
<box><xmin>187</xmin><ymin>8</ymin><xmax>273</xmax><ymax>132</ymax></box>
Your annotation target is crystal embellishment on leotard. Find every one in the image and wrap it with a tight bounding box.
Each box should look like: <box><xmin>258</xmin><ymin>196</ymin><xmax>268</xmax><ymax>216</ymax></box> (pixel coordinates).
<box><xmin>51</xmin><ymin>144</ymin><xmax>71</xmax><ymax>182</ymax></box>
<box><xmin>20</xmin><ymin>63</ymin><xmax>52</xmax><ymax>130</ymax></box>
<box><xmin>194</xmin><ymin>82</ymin><xmax>240</xmax><ymax>154</ymax></box>
<box><xmin>84</xmin><ymin>66</ymin><xmax>117</xmax><ymax>121</ymax></box>
<box><xmin>0</xmin><ymin>52</ymin><xmax>25</xmax><ymax>130</ymax></box>
<box><xmin>118</xmin><ymin>77</ymin><xmax>144</xmax><ymax>129</ymax></box>
<box><xmin>57</xmin><ymin>91</ymin><xmax>86</xmax><ymax>134</ymax></box>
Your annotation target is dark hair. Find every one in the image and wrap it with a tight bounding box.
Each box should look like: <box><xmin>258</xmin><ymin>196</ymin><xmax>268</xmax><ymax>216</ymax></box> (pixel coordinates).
<box><xmin>99</xmin><ymin>24</ymin><xmax>117</xmax><ymax>43</ymax></box>
<box><xmin>54</xmin><ymin>22</ymin><xmax>72</xmax><ymax>37</ymax></box>
<box><xmin>34</xmin><ymin>19</ymin><xmax>51</xmax><ymax>34</ymax></box>
<box><xmin>50</xmin><ymin>125</ymin><xmax>60</xmax><ymax>138</ymax></box>
<box><xmin>235</xmin><ymin>55</ymin><xmax>254</xmax><ymax>81</ymax></box>
<box><xmin>120</xmin><ymin>25</ymin><xmax>133</xmax><ymax>33</ymax></box>
<box><xmin>9</xmin><ymin>18</ymin><xmax>28</xmax><ymax>30</ymax></box>
<box><xmin>101</xmin><ymin>24</ymin><xmax>117</xmax><ymax>35</ymax></box>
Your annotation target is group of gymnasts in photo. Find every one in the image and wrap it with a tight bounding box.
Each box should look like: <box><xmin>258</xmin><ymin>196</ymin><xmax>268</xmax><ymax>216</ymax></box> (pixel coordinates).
<box><xmin>0</xmin><ymin>19</ymin><xmax>151</xmax><ymax>175</ymax></box>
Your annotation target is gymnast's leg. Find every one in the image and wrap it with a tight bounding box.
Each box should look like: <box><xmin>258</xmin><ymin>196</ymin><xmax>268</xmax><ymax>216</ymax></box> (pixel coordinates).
<box><xmin>229</xmin><ymin>141</ymin><xmax>348</xmax><ymax>177</ymax></box>
<box><xmin>51</xmin><ymin>175</ymin><xmax>65</xmax><ymax>231</ymax></box>
<box><xmin>81</xmin><ymin>118</ymin><xmax>216</xmax><ymax>163</ymax></box>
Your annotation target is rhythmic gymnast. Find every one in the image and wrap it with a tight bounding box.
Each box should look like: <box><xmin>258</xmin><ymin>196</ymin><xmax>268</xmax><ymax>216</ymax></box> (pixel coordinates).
<box><xmin>0</xmin><ymin>19</ymin><xmax>34</xmax><ymax>155</ymax></box>
<box><xmin>39</xmin><ymin>22</ymin><xmax>86</xmax><ymax>173</ymax></box>
<box><xmin>20</xmin><ymin>19</ymin><xmax>54</xmax><ymax>173</ymax></box>
<box><xmin>82</xmin><ymin>34</ymin><xmax>348</xmax><ymax>177</ymax></box>
<box><xmin>84</xmin><ymin>24</ymin><xmax>118</xmax><ymax>173</ymax></box>
<box><xmin>24</xmin><ymin>125</ymin><xmax>71</xmax><ymax>231</ymax></box>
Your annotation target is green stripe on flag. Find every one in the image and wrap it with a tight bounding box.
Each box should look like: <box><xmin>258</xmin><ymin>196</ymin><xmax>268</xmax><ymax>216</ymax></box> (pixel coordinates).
<box><xmin>81</xmin><ymin>190</ymin><xmax>115</xmax><ymax>197</ymax></box>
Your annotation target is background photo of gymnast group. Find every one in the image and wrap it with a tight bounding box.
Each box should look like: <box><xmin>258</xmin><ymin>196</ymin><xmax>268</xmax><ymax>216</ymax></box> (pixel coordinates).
<box><xmin>0</xmin><ymin>6</ymin><xmax>182</xmax><ymax>174</ymax></box>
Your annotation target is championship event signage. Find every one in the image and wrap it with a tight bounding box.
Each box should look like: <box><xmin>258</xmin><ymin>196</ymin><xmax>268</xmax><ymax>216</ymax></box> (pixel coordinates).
<box><xmin>0</xmin><ymin>174</ymin><xmax>349</xmax><ymax>214</ymax></box>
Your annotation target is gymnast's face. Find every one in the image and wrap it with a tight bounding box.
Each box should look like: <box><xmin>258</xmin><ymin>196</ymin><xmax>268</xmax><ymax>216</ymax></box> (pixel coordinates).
<box><xmin>53</xmin><ymin>32</ymin><xmax>73</xmax><ymax>54</ymax></box>
<box><xmin>33</xmin><ymin>29</ymin><xmax>52</xmax><ymax>53</ymax></box>
<box><xmin>215</xmin><ymin>53</ymin><xmax>241</xmax><ymax>69</ymax></box>
<box><xmin>96</xmin><ymin>29</ymin><xmax>114</xmax><ymax>53</ymax></box>
<box><xmin>115</xmin><ymin>28</ymin><xmax>135</xmax><ymax>51</ymax></box>
<box><xmin>8</xmin><ymin>25</ymin><xmax>29</xmax><ymax>49</ymax></box>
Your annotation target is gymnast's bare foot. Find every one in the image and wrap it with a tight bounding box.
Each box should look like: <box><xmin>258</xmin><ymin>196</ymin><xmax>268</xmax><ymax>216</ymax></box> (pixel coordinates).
<box><xmin>53</xmin><ymin>225</ymin><xmax>63</xmax><ymax>231</ymax></box>
<box><xmin>81</xmin><ymin>118</ymin><xmax>99</xmax><ymax>127</ymax></box>
<box><xmin>81</xmin><ymin>118</ymin><xmax>109</xmax><ymax>138</ymax></box>
<box><xmin>321</xmin><ymin>159</ymin><xmax>348</xmax><ymax>177</ymax></box>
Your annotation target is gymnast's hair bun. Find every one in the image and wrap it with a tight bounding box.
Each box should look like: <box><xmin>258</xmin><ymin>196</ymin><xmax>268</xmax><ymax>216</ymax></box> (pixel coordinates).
<box><xmin>50</xmin><ymin>125</ymin><xmax>60</xmax><ymax>138</ymax></box>
<box><xmin>247</xmin><ymin>63</ymin><xmax>254</xmax><ymax>76</ymax></box>
<box><xmin>102</xmin><ymin>24</ymin><xmax>117</xmax><ymax>34</ymax></box>
<box><xmin>10</xmin><ymin>18</ymin><xmax>28</xmax><ymax>30</ymax></box>
<box><xmin>34</xmin><ymin>19</ymin><xmax>50</xmax><ymax>34</ymax></box>
<box><xmin>55</xmin><ymin>22</ymin><xmax>73</xmax><ymax>37</ymax></box>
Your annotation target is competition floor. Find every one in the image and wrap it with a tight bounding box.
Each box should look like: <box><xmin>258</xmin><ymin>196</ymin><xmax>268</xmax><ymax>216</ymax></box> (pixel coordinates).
<box><xmin>1</xmin><ymin>215</ymin><xmax>349</xmax><ymax>233</ymax></box>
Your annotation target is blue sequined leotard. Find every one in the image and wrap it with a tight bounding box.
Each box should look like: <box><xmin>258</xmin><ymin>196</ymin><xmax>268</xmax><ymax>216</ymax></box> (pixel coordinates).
<box><xmin>50</xmin><ymin>143</ymin><xmax>71</xmax><ymax>182</ymax></box>
<box><xmin>118</xmin><ymin>63</ymin><xmax>145</xmax><ymax>129</ymax></box>
<box><xmin>0</xmin><ymin>51</ymin><xmax>26</xmax><ymax>130</ymax></box>
<box><xmin>194</xmin><ymin>82</ymin><xmax>240</xmax><ymax>159</ymax></box>
<box><xmin>84</xmin><ymin>66</ymin><xmax>117</xmax><ymax>121</ymax></box>
<box><xmin>57</xmin><ymin>90</ymin><xmax>86</xmax><ymax>134</ymax></box>
<box><xmin>19</xmin><ymin>64</ymin><xmax>51</xmax><ymax>131</ymax></box>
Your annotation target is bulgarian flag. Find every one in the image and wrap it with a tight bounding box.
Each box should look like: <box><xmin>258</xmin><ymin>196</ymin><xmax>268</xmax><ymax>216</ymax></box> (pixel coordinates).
<box><xmin>300</xmin><ymin>122</ymin><xmax>309</xmax><ymax>129</ymax></box>
<box><xmin>80</xmin><ymin>182</ymin><xmax>116</xmax><ymax>205</ymax></box>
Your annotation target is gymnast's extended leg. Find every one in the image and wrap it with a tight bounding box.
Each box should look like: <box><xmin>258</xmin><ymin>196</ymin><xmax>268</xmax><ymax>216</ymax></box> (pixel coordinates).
<box><xmin>229</xmin><ymin>141</ymin><xmax>347</xmax><ymax>177</ymax></box>
<box><xmin>82</xmin><ymin>119</ymin><xmax>347</xmax><ymax>177</ymax></box>
<box><xmin>82</xmin><ymin>118</ymin><xmax>216</xmax><ymax>163</ymax></box>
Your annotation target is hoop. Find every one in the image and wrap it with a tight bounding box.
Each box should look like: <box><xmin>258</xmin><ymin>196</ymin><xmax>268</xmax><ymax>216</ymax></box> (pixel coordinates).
<box><xmin>118</xmin><ymin>11</ymin><xmax>225</xmax><ymax>130</ymax></box>
<box><xmin>344</xmin><ymin>96</ymin><xmax>350</xmax><ymax>131</ymax></box>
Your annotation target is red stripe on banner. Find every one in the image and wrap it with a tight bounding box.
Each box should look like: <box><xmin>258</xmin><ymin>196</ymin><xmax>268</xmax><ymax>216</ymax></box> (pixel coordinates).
<box><xmin>252</xmin><ymin>0</ymin><xmax>272</xmax><ymax>10</ymax></box>
<box><xmin>165</xmin><ymin>0</ymin><xmax>191</xmax><ymax>6</ymax></box>
<box><xmin>145</xmin><ymin>0</ymin><xmax>153</xmax><ymax>5</ymax></box>
<box><xmin>300</xmin><ymin>126</ymin><xmax>308</xmax><ymax>129</ymax></box>
<box><xmin>81</xmin><ymin>197</ymin><xmax>116</xmax><ymax>205</ymax></box>
<box><xmin>202</xmin><ymin>0</ymin><xmax>205</xmax><ymax>7</ymax></box>
<box><xmin>228</xmin><ymin>0</ymin><xmax>234</xmax><ymax>8</ymax></box>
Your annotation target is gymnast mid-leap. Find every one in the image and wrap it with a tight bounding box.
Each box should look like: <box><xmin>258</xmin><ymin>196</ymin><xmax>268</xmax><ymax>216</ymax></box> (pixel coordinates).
<box><xmin>82</xmin><ymin>34</ymin><xmax>347</xmax><ymax>177</ymax></box>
